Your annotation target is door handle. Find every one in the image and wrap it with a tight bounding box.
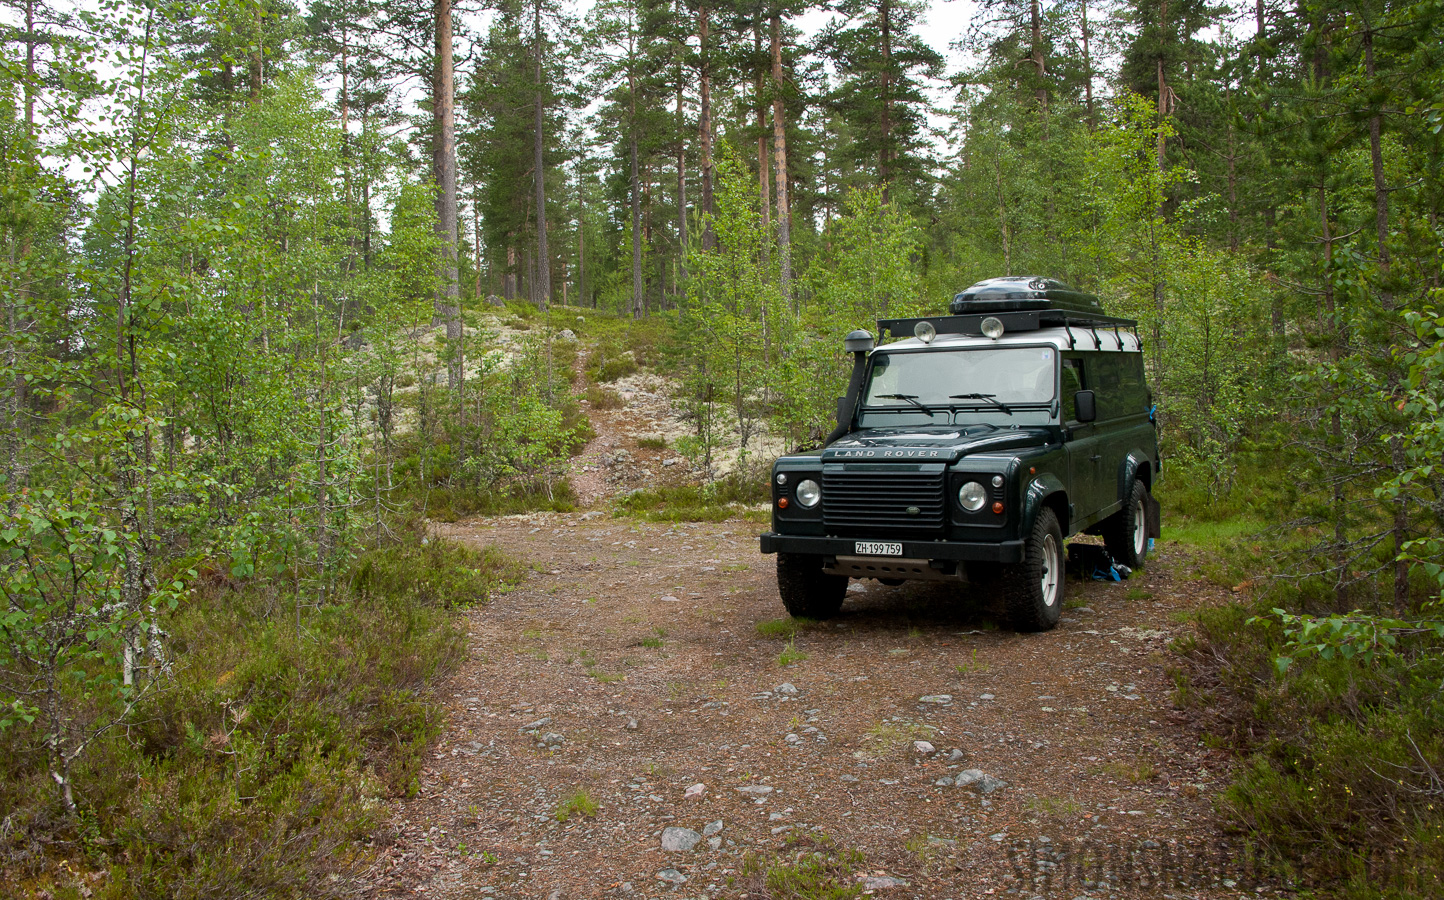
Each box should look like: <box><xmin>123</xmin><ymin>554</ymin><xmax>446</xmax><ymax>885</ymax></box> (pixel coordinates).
<box><xmin>1090</xmin><ymin>455</ymin><xmax>1102</xmax><ymax>462</ymax></box>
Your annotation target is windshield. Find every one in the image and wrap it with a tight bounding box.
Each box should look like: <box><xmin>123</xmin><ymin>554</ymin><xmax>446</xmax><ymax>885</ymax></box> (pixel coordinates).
<box><xmin>862</xmin><ymin>347</ymin><xmax>1057</xmax><ymax>409</ymax></box>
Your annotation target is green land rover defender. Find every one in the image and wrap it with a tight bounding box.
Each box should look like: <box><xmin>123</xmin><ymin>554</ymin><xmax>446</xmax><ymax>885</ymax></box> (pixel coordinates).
<box><xmin>759</xmin><ymin>276</ymin><xmax>1161</xmax><ymax>631</ymax></box>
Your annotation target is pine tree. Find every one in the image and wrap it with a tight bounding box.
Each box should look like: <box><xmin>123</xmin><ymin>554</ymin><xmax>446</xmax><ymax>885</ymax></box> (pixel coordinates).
<box><xmin>820</xmin><ymin>0</ymin><xmax>943</xmax><ymax>204</ymax></box>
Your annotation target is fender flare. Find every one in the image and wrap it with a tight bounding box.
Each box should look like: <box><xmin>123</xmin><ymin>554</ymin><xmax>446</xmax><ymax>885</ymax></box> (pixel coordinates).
<box><xmin>1024</xmin><ymin>473</ymin><xmax>1070</xmax><ymax>536</ymax></box>
<box><xmin>1116</xmin><ymin>452</ymin><xmax>1154</xmax><ymax>501</ymax></box>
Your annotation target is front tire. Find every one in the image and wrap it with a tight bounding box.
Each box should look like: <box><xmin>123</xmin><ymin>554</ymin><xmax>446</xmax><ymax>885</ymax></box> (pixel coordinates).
<box><xmin>1002</xmin><ymin>507</ymin><xmax>1064</xmax><ymax>632</ymax></box>
<box><xmin>1102</xmin><ymin>480</ymin><xmax>1150</xmax><ymax>570</ymax></box>
<box><xmin>776</xmin><ymin>553</ymin><xmax>846</xmax><ymax>619</ymax></box>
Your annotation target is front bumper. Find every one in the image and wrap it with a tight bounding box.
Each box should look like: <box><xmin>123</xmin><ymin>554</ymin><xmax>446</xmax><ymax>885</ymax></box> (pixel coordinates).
<box><xmin>759</xmin><ymin>533</ymin><xmax>1025</xmax><ymax>564</ymax></box>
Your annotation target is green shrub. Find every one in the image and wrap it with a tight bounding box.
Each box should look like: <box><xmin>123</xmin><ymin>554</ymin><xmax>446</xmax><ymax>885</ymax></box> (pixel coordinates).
<box><xmin>588</xmin><ymin>352</ymin><xmax>638</xmax><ymax>383</ymax></box>
<box><xmin>1177</xmin><ymin>586</ymin><xmax>1444</xmax><ymax>898</ymax></box>
<box><xmin>0</xmin><ymin>530</ymin><xmax>520</xmax><ymax>898</ymax></box>
<box><xmin>611</xmin><ymin>472</ymin><xmax>768</xmax><ymax>523</ymax></box>
<box><xmin>586</xmin><ymin>385</ymin><xmax>625</xmax><ymax>409</ymax></box>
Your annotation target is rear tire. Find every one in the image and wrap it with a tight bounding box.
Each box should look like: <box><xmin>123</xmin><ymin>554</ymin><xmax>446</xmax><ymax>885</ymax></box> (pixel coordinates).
<box><xmin>776</xmin><ymin>553</ymin><xmax>846</xmax><ymax>620</ymax></box>
<box><xmin>1002</xmin><ymin>507</ymin><xmax>1064</xmax><ymax>632</ymax></box>
<box><xmin>1102</xmin><ymin>480</ymin><xmax>1150</xmax><ymax>570</ymax></box>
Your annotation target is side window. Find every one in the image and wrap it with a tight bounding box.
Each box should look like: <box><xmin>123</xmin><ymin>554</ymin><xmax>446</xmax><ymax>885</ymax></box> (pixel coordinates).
<box><xmin>1060</xmin><ymin>357</ymin><xmax>1084</xmax><ymax>421</ymax></box>
<box><xmin>1092</xmin><ymin>353</ymin><xmax>1147</xmax><ymax>419</ymax></box>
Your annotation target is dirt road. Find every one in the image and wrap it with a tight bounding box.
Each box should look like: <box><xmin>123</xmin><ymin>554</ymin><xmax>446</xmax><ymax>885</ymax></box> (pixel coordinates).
<box><xmin>360</xmin><ymin>510</ymin><xmax>1265</xmax><ymax>900</ymax></box>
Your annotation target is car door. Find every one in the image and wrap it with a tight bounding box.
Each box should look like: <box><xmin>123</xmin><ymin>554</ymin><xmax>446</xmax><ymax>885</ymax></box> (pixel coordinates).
<box><xmin>1061</xmin><ymin>355</ymin><xmax>1107</xmax><ymax>527</ymax></box>
<box><xmin>1093</xmin><ymin>351</ymin><xmax>1151</xmax><ymax>516</ymax></box>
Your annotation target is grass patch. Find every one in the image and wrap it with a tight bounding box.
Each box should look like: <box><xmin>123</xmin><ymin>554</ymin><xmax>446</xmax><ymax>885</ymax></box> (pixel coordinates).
<box><xmin>1026</xmin><ymin>795</ymin><xmax>1084</xmax><ymax>818</ymax></box>
<box><xmin>636</xmin><ymin>435</ymin><xmax>668</xmax><ymax>450</ymax></box>
<box><xmin>777</xmin><ymin>639</ymin><xmax>809</xmax><ymax>667</ymax></box>
<box><xmin>1100</xmin><ymin>756</ymin><xmax>1157</xmax><ymax>784</ymax></box>
<box><xmin>555</xmin><ymin>788</ymin><xmax>599</xmax><ymax>822</ymax></box>
<box><xmin>611</xmin><ymin>473</ymin><xmax>768</xmax><ymax>523</ymax></box>
<box><xmin>0</xmin><ymin>526</ymin><xmax>518</xmax><ymax>897</ymax></box>
<box><xmin>857</xmin><ymin>720</ymin><xmax>935</xmax><ymax>759</ymax></box>
<box><xmin>407</xmin><ymin>478</ymin><xmax>578</xmax><ymax>522</ymax></box>
<box><xmin>740</xmin><ymin>836</ymin><xmax>864</xmax><ymax>899</ymax></box>
<box><xmin>756</xmin><ymin>617</ymin><xmax>817</xmax><ymax>639</ymax></box>
<box><xmin>954</xmin><ymin>648</ymin><xmax>990</xmax><ymax>675</ymax></box>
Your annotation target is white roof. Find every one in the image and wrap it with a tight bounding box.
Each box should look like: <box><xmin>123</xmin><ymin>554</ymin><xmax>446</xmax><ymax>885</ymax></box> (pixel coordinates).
<box><xmin>880</xmin><ymin>325</ymin><xmax>1141</xmax><ymax>354</ymax></box>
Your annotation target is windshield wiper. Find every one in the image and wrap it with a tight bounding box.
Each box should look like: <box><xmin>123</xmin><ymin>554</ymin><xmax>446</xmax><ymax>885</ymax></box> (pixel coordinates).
<box><xmin>875</xmin><ymin>393</ymin><xmax>935</xmax><ymax>416</ymax></box>
<box><xmin>949</xmin><ymin>392</ymin><xmax>1013</xmax><ymax>415</ymax></box>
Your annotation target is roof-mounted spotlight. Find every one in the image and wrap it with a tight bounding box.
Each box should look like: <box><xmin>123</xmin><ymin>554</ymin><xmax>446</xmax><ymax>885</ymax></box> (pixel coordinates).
<box><xmin>980</xmin><ymin>316</ymin><xmax>1005</xmax><ymax>340</ymax></box>
<box><xmin>914</xmin><ymin>320</ymin><xmax>937</xmax><ymax>343</ymax></box>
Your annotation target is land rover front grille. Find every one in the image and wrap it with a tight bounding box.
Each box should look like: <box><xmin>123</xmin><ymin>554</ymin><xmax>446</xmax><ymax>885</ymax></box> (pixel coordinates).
<box><xmin>822</xmin><ymin>469</ymin><xmax>946</xmax><ymax>536</ymax></box>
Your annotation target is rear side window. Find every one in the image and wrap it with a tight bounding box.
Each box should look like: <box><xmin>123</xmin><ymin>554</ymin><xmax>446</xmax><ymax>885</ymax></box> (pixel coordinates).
<box><xmin>1089</xmin><ymin>353</ymin><xmax>1147</xmax><ymax>419</ymax></box>
<box><xmin>1060</xmin><ymin>357</ymin><xmax>1084</xmax><ymax>421</ymax></box>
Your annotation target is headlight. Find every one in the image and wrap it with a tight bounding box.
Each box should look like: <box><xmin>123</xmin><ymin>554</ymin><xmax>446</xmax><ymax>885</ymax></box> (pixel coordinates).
<box><xmin>958</xmin><ymin>481</ymin><xmax>987</xmax><ymax>512</ymax></box>
<box><xmin>795</xmin><ymin>479</ymin><xmax>821</xmax><ymax>508</ymax></box>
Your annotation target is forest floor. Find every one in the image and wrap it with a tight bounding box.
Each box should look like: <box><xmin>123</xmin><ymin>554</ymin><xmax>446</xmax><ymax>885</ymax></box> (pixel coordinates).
<box><xmin>359</xmin><ymin>372</ymin><xmax>1283</xmax><ymax>900</ymax></box>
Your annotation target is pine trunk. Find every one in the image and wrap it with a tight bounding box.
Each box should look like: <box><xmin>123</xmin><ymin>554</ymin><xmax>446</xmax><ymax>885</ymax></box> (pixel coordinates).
<box><xmin>879</xmin><ymin>0</ymin><xmax>892</xmax><ymax>201</ymax></box>
<box><xmin>434</xmin><ymin>0</ymin><xmax>462</xmax><ymax>388</ymax></box>
<box><xmin>1363</xmin><ymin>29</ymin><xmax>1409</xmax><ymax>611</ymax></box>
<box><xmin>698</xmin><ymin>4</ymin><xmax>715</xmax><ymax>250</ymax></box>
<box><xmin>770</xmin><ymin>13</ymin><xmax>791</xmax><ymax>299</ymax></box>
<box><xmin>1030</xmin><ymin>0</ymin><xmax>1048</xmax><ymax>126</ymax></box>
<box><xmin>1156</xmin><ymin>0</ymin><xmax>1169</xmax><ymax>170</ymax></box>
<box><xmin>1081</xmin><ymin>1</ymin><xmax>1095</xmax><ymax>128</ymax></box>
<box><xmin>676</xmin><ymin>75</ymin><xmax>687</xmax><ymax>285</ymax></box>
<box><xmin>629</xmin><ymin>41</ymin><xmax>644</xmax><ymax>319</ymax></box>
<box><xmin>533</xmin><ymin>0</ymin><xmax>550</xmax><ymax>310</ymax></box>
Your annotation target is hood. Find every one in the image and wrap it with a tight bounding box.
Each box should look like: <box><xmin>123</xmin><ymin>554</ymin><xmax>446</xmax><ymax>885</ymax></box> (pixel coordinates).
<box><xmin>821</xmin><ymin>424</ymin><xmax>1053</xmax><ymax>463</ymax></box>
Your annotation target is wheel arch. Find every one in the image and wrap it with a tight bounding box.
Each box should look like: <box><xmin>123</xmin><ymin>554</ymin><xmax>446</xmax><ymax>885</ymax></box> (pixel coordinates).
<box><xmin>1118</xmin><ymin>452</ymin><xmax>1153</xmax><ymax>500</ymax></box>
<box><xmin>1025</xmin><ymin>473</ymin><xmax>1071</xmax><ymax>536</ymax></box>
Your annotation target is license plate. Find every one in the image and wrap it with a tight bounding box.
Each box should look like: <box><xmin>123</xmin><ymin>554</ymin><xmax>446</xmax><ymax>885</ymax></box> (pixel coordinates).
<box><xmin>854</xmin><ymin>541</ymin><xmax>904</xmax><ymax>556</ymax></box>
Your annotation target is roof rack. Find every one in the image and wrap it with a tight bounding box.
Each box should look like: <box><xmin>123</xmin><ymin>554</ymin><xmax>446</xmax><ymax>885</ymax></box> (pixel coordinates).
<box><xmin>876</xmin><ymin>276</ymin><xmax>1139</xmax><ymax>344</ymax></box>
<box><xmin>877</xmin><ymin>310</ymin><xmax>1139</xmax><ymax>342</ymax></box>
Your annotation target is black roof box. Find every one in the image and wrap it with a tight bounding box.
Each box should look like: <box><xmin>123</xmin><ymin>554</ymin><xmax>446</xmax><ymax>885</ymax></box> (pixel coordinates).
<box><xmin>950</xmin><ymin>276</ymin><xmax>1105</xmax><ymax>316</ymax></box>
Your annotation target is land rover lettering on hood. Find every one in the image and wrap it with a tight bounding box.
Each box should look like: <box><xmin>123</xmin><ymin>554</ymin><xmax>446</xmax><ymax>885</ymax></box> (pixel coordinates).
<box><xmin>759</xmin><ymin>276</ymin><xmax>1161</xmax><ymax>632</ymax></box>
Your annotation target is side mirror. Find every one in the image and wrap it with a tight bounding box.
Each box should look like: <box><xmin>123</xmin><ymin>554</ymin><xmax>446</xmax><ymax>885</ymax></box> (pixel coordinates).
<box><xmin>1075</xmin><ymin>390</ymin><xmax>1097</xmax><ymax>423</ymax></box>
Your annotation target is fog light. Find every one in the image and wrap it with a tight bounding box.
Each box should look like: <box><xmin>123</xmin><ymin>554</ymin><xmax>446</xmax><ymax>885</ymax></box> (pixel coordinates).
<box><xmin>914</xmin><ymin>320</ymin><xmax>937</xmax><ymax>343</ymax></box>
<box><xmin>981</xmin><ymin>316</ymin><xmax>1005</xmax><ymax>339</ymax></box>
<box><xmin>991</xmin><ymin>475</ymin><xmax>1004</xmax><ymax>487</ymax></box>
<box><xmin>796</xmin><ymin>479</ymin><xmax>822</xmax><ymax>508</ymax></box>
<box><xmin>959</xmin><ymin>481</ymin><xmax>987</xmax><ymax>512</ymax></box>
<box><xmin>776</xmin><ymin>472</ymin><xmax>788</xmax><ymax>485</ymax></box>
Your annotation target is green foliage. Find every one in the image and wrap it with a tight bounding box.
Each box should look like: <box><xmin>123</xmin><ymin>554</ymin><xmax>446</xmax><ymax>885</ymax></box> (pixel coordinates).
<box><xmin>610</xmin><ymin>472</ymin><xmax>768</xmax><ymax>522</ymax></box>
<box><xmin>554</xmin><ymin>788</ymin><xmax>599</xmax><ymax>821</ymax></box>
<box><xmin>675</xmin><ymin>146</ymin><xmax>785</xmax><ymax>474</ymax></box>
<box><xmin>773</xmin><ymin>186</ymin><xmax>927</xmax><ymax>446</ymax></box>
<box><xmin>1077</xmin><ymin>93</ymin><xmax>1269</xmax><ymax>481</ymax></box>
<box><xmin>777</xmin><ymin>638</ymin><xmax>809</xmax><ymax>667</ymax></box>
<box><xmin>755</xmin><ymin>617</ymin><xmax>817</xmax><ymax>639</ymax></box>
<box><xmin>0</xmin><ymin>528</ymin><xmax>519</xmax><ymax>896</ymax></box>
<box><xmin>742</xmin><ymin>836</ymin><xmax>865</xmax><ymax>900</ymax></box>
<box><xmin>1176</xmin><ymin>545</ymin><xmax>1444</xmax><ymax>898</ymax></box>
